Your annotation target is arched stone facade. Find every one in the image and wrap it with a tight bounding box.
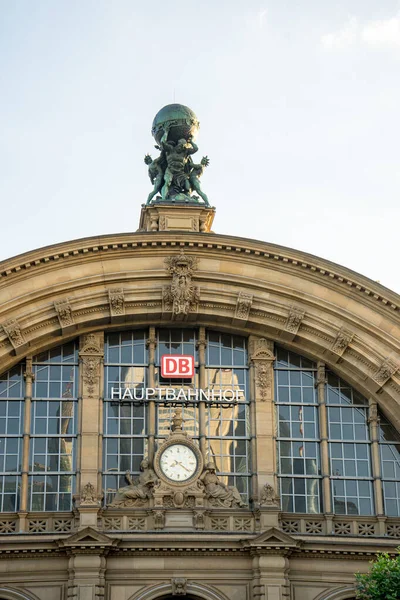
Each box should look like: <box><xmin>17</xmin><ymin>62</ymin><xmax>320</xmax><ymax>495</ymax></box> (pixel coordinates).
<box><xmin>0</xmin><ymin>227</ymin><xmax>399</xmax><ymax>600</ymax></box>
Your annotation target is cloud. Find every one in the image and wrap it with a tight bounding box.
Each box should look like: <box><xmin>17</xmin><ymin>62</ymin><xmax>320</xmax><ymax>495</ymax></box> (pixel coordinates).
<box><xmin>321</xmin><ymin>13</ymin><xmax>400</xmax><ymax>50</ymax></box>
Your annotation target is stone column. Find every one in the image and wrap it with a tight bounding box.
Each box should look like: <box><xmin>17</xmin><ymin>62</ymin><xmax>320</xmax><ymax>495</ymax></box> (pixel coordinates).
<box><xmin>197</xmin><ymin>326</ymin><xmax>207</xmax><ymax>459</ymax></box>
<box><xmin>77</xmin><ymin>333</ymin><xmax>104</xmax><ymax>527</ymax></box>
<box><xmin>316</xmin><ymin>362</ymin><xmax>332</xmax><ymax>522</ymax></box>
<box><xmin>248</xmin><ymin>337</ymin><xmax>277</xmax><ymax>527</ymax></box>
<box><xmin>147</xmin><ymin>326</ymin><xmax>157</xmax><ymax>464</ymax></box>
<box><xmin>368</xmin><ymin>399</ymin><xmax>384</xmax><ymax>523</ymax></box>
<box><xmin>19</xmin><ymin>356</ymin><xmax>33</xmax><ymax>530</ymax></box>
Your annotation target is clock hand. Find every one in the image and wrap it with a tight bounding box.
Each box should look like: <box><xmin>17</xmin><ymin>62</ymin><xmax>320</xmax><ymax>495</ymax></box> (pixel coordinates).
<box><xmin>175</xmin><ymin>460</ymin><xmax>191</xmax><ymax>473</ymax></box>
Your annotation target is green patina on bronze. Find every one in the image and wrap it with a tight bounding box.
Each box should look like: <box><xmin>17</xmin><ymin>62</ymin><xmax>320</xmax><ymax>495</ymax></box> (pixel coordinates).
<box><xmin>145</xmin><ymin>103</ymin><xmax>210</xmax><ymax>206</ymax></box>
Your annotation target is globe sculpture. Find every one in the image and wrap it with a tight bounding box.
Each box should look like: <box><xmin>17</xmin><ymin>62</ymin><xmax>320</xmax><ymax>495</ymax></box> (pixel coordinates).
<box><xmin>151</xmin><ymin>104</ymin><xmax>200</xmax><ymax>146</ymax></box>
<box><xmin>144</xmin><ymin>103</ymin><xmax>209</xmax><ymax>206</ymax></box>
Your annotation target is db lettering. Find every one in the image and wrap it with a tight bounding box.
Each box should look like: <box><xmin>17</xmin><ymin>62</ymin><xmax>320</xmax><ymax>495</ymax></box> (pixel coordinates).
<box><xmin>161</xmin><ymin>355</ymin><xmax>194</xmax><ymax>378</ymax></box>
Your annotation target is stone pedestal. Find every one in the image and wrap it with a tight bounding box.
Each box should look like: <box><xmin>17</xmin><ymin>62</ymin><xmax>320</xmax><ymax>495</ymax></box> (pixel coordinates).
<box><xmin>138</xmin><ymin>202</ymin><xmax>215</xmax><ymax>233</ymax></box>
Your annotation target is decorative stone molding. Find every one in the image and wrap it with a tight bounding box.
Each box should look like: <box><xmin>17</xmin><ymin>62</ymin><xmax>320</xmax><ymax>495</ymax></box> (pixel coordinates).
<box><xmin>249</xmin><ymin>337</ymin><xmax>275</xmax><ymax>402</ymax></box>
<box><xmin>108</xmin><ymin>288</ymin><xmax>125</xmax><ymax>317</ymax></box>
<box><xmin>235</xmin><ymin>292</ymin><xmax>253</xmax><ymax>320</ymax></box>
<box><xmin>373</xmin><ymin>358</ymin><xmax>398</xmax><ymax>387</ymax></box>
<box><xmin>331</xmin><ymin>328</ymin><xmax>354</xmax><ymax>356</ymax></box>
<box><xmin>284</xmin><ymin>307</ymin><xmax>305</xmax><ymax>335</ymax></box>
<box><xmin>80</xmin><ymin>482</ymin><xmax>99</xmax><ymax>506</ymax></box>
<box><xmin>2</xmin><ymin>319</ymin><xmax>25</xmax><ymax>350</ymax></box>
<box><xmin>54</xmin><ymin>299</ymin><xmax>74</xmax><ymax>328</ymax></box>
<box><xmin>79</xmin><ymin>332</ymin><xmax>104</xmax><ymax>398</ymax></box>
<box><xmin>171</xmin><ymin>578</ymin><xmax>187</xmax><ymax>596</ymax></box>
<box><xmin>259</xmin><ymin>483</ymin><xmax>280</xmax><ymax>507</ymax></box>
<box><xmin>163</xmin><ymin>251</ymin><xmax>200</xmax><ymax>315</ymax></box>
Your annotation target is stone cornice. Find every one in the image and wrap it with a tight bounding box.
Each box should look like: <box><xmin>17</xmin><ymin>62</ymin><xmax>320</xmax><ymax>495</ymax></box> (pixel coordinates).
<box><xmin>0</xmin><ymin>232</ymin><xmax>399</xmax><ymax>316</ymax></box>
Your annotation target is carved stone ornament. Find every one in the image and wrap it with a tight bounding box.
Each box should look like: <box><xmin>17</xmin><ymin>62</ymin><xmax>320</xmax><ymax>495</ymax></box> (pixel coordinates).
<box><xmin>80</xmin><ymin>482</ymin><xmax>98</xmax><ymax>506</ymax></box>
<box><xmin>331</xmin><ymin>328</ymin><xmax>354</xmax><ymax>356</ymax></box>
<box><xmin>54</xmin><ymin>300</ymin><xmax>74</xmax><ymax>328</ymax></box>
<box><xmin>373</xmin><ymin>358</ymin><xmax>398</xmax><ymax>387</ymax></box>
<box><xmin>235</xmin><ymin>292</ymin><xmax>253</xmax><ymax>320</ymax></box>
<box><xmin>249</xmin><ymin>338</ymin><xmax>274</xmax><ymax>402</ymax></box>
<box><xmin>2</xmin><ymin>319</ymin><xmax>25</xmax><ymax>348</ymax></box>
<box><xmin>254</xmin><ymin>362</ymin><xmax>270</xmax><ymax>402</ymax></box>
<box><xmin>79</xmin><ymin>333</ymin><xmax>103</xmax><ymax>397</ymax></box>
<box><xmin>284</xmin><ymin>307</ymin><xmax>305</xmax><ymax>335</ymax></box>
<box><xmin>368</xmin><ymin>402</ymin><xmax>380</xmax><ymax>425</ymax></box>
<box><xmin>259</xmin><ymin>483</ymin><xmax>280</xmax><ymax>507</ymax></box>
<box><xmin>108</xmin><ymin>288</ymin><xmax>125</xmax><ymax>316</ymax></box>
<box><xmin>153</xmin><ymin>509</ymin><xmax>165</xmax><ymax>530</ymax></box>
<box><xmin>82</xmin><ymin>356</ymin><xmax>101</xmax><ymax>397</ymax></box>
<box><xmin>163</xmin><ymin>251</ymin><xmax>200</xmax><ymax>315</ymax></box>
<box><xmin>80</xmin><ymin>333</ymin><xmax>102</xmax><ymax>355</ymax></box>
<box><xmin>172</xmin><ymin>578</ymin><xmax>187</xmax><ymax>596</ymax></box>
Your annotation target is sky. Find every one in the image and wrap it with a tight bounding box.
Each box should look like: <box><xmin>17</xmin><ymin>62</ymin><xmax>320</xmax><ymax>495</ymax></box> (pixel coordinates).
<box><xmin>1</xmin><ymin>0</ymin><xmax>399</xmax><ymax>292</ymax></box>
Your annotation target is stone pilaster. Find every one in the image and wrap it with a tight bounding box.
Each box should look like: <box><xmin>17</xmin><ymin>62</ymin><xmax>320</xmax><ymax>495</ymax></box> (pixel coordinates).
<box><xmin>197</xmin><ymin>326</ymin><xmax>207</xmax><ymax>460</ymax></box>
<box><xmin>19</xmin><ymin>356</ymin><xmax>33</xmax><ymax>528</ymax></box>
<box><xmin>317</xmin><ymin>362</ymin><xmax>332</xmax><ymax>516</ymax></box>
<box><xmin>249</xmin><ymin>337</ymin><xmax>276</xmax><ymax>521</ymax></box>
<box><xmin>368</xmin><ymin>399</ymin><xmax>384</xmax><ymax>517</ymax></box>
<box><xmin>77</xmin><ymin>333</ymin><xmax>104</xmax><ymax>527</ymax></box>
<box><xmin>147</xmin><ymin>326</ymin><xmax>157</xmax><ymax>464</ymax></box>
<box><xmin>251</xmin><ymin>554</ymin><xmax>291</xmax><ymax>600</ymax></box>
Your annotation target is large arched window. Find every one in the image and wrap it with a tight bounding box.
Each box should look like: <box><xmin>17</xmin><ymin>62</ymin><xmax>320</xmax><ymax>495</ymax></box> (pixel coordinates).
<box><xmin>275</xmin><ymin>346</ymin><xmax>400</xmax><ymax>516</ymax></box>
<box><xmin>102</xmin><ymin>328</ymin><xmax>251</xmax><ymax>504</ymax></box>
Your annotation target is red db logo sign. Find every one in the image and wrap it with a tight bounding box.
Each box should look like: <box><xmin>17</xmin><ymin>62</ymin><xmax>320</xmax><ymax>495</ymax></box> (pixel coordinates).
<box><xmin>161</xmin><ymin>355</ymin><xmax>194</xmax><ymax>378</ymax></box>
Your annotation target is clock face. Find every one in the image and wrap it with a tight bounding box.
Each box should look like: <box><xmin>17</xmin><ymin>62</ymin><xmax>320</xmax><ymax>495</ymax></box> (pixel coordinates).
<box><xmin>159</xmin><ymin>444</ymin><xmax>198</xmax><ymax>482</ymax></box>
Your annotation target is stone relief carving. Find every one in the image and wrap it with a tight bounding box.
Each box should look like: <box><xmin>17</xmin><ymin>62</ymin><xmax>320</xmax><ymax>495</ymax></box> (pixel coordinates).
<box><xmin>153</xmin><ymin>509</ymin><xmax>165</xmax><ymax>530</ymax></box>
<box><xmin>254</xmin><ymin>362</ymin><xmax>270</xmax><ymax>401</ymax></box>
<box><xmin>201</xmin><ymin>462</ymin><xmax>245</xmax><ymax>508</ymax></box>
<box><xmin>80</xmin><ymin>482</ymin><xmax>98</xmax><ymax>506</ymax></box>
<box><xmin>163</xmin><ymin>251</ymin><xmax>200</xmax><ymax>314</ymax></box>
<box><xmin>54</xmin><ymin>300</ymin><xmax>74</xmax><ymax>328</ymax></box>
<box><xmin>82</xmin><ymin>356</ymin><xmax>101</xmax><ymax>397</ymax></box>
<box><xmin>259</xmin><ymin>483</ymin><xmax>280</xmax><ymax>507</ymax></box>
<box><xmin>284</xmin><ymin>307</ymin><xmax>305</xmax><ymax>334</ymax></box>
<box><xmin>373</xmin><ymin>358</ymin><xmax>398</xmax><ymax>387</ymax></box>
<box><xmin>331</xmin><ymin>328</ymin><xmax>354</xmax><ymax>356</ymax></box>
<box><xmin>2</xmin><ymin>319</ymin><xmax>25</xmax><ymax>348</ymax></box>
<box><xmin>249</xmin><ymin>337</ymin><xmax>274</xmax><ymax>402</ymax></box>
<box><xmin>79</xmin><ymin>333</ymin><xmax>103</xmax><ymax>397</ymax></box>
<box><xmin>108</xmin><ymin>288</ymin><xmax>125</xmax><ymax>316</ymax></box>
<box><xmin>109</xmin><ymin>459</ymin><xmax>158</xmax><ymax>507</ymax></box>
<box><xmin>235</xmin><ymin>292</ymin><xmax>253</xmax><ymax>320</ymax></box>
<box><xmin>80</xmin><ymin>333</ymin><xmax>102</xmax><ymax>355</ymax></box>
<box><xmin>368</xmin><ymin>402</ymin><xmax>380</xmax><ymax>425</ymax></box>
<box><xmin>172</xmin><ymin>578</ymin><xmax>187</xmax><ymax>596</ymax></box>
